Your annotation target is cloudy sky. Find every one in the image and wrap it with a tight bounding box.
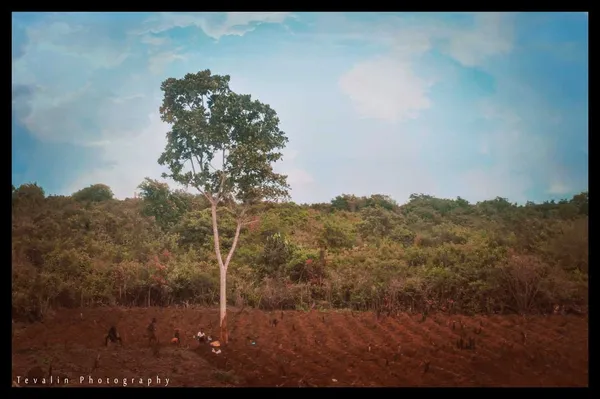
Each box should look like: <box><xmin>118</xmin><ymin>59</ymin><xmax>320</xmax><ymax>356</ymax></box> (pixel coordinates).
<box><xmin>12</xmin><ymin>12</ymin><xmax>588</xmax><ymax>204</ymax></box>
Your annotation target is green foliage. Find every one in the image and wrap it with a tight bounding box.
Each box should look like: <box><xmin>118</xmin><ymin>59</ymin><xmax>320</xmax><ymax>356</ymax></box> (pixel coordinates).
<box><xmin>285</xmin><ymin>246</ymin><xmax>321</xmax><ymax>283</ymax></box>
<box><xmin>175</xmin><ymin>209</ymin><xmax>214</xmax><ymax>250</ymax></box>
<box><xmin>331</xmin><ymin>194</ymin><xmax>362</xmax><ymax>212</ymax></box>
<box><xmin>331</xmin><ymin>194</ymin><xmax>398</xmax><ymax>213</ymax></box>
<box><xmin>570</xmin><ymin>192</ymin><xmax>588</xmax><ymax>216</ymax></box>
<box><xmin>366</xmin><ymin>194</ymin><xmax>398</xmax><ymax>211</ymax></box>
<box><xmin>319</xmin><ymin>218</ymin><xmax>356</xmax><ymax>250</ymax></box>
<box><xmin>166</xmin><ymin>254</ymin><xmax>219</xmax><ymax>304</ymax></box>
<box><xmin>358</xmin><ymin>206</ymin><xmax>413</xmax><ymax>245</ymax></box>
<box><xmin>157</xmin><ymin>69</ymin><xmax>289</xmax><ymax>205</ymax></box>
<box><xmin>10</xmin><ymin>179</ymin><xmax>588</xmax><ymax>318</ymax></box>
<box><xmin>72</xmin><ymin>184</ymin><xmax>114</xmax><ymax>203</ymax></box>
<box><xmin>258</xmin><ymin>209</ymin><xmax>290</xmax><ymax>238</ymax></box>
<box><xmin>13</xmin><ymin>182</ymin><xmax>45</xmax><ymax>199</ymax></box>
<box><xmin>137</xmin><ymin>178</ymin><xmax>200</xmax><ymax>230</ymax></box>
<box><xmin>12</xmin><ymin>183</ymin><xmax>45</xmax><ymax>212</ymax></box>
<box><xmin>260</xmin><ymin>233</ymin><xmax>293</xmax><ymax>278</ymax></box>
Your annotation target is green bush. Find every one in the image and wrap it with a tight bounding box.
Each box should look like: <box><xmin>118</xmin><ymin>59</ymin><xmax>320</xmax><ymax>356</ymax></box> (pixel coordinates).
<box><xmin>10</xmin><ymin>181</ymin><xmax>588</xmax><ymax>318</ymax></box>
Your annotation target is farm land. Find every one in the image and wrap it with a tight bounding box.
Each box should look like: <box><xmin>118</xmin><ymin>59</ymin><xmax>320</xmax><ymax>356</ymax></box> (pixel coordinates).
<box><xmin>12</xmin><ymin>187</ymin><xmax>588</xmax><ymax>387</ymax></box>
<box><xmin>12</xmin><ymin>307</ymin><xmax>588</xmax><ymax>387</ymax></box>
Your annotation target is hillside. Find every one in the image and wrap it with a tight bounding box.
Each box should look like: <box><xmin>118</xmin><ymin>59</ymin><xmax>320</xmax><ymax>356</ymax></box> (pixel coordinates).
<box><xmin>12</xmin><ymin>182</ymin><xmax>588</xmax><ymax>320</ymax></box>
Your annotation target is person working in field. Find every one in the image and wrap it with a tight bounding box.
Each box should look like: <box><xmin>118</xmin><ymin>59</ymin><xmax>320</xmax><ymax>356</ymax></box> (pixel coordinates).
<box><xmin>195</xmin><ymin>328</ymin><xmax>206</xmax><ymax>343</ymax></box>
<box><xmin>105</xmin><ymin>326</ymin><xmax>122</xmax><ymax>346</ymax></box>
<box><xmin>146</xmin><ymin>318</ymin><xmax>157</xmax><ymax>345</ymax></box>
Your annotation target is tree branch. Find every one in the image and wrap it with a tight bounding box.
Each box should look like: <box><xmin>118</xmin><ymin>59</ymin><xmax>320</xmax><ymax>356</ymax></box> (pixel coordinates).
<box><xmin>224</xmin><ymin>220</ymin><xmax>243</xmax><ymax>270</ymax></box>
<box><xmin>210</xmin><ymin>203</ymin><xmax>225</xmax><ymax>268</ymax></box>
<box><xmin>189</xmin><ymin>156</ymin><xmax>197</xmax><ymax>177</ymax></box>
<box><xmin>193</xmin><ymin>155</ymin><xmax>202</xmax><ymax>172</ymax></box>
<box><xmin>189</xmin><ymin>156</ymin><xmax>212</xmax><ymax>203</ymax></box>
<box><xmin>216</xmin><ymin>148</ymin><xmax>227</xmax><ymax>201</ymax></box>
<box><xmin>223</xmin><ymin>205</ymin><xmax>248</xmax><ymax>269</ymax></box>
<box><xmin>207</xmin><ymin>162</ymin><xmax>219</xmax><ymax>173</ymax></box>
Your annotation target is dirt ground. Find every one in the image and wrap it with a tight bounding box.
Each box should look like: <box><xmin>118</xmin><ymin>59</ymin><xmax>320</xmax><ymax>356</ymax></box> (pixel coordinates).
<box><xmin>11</xmin><ymin>307</ymin><xmax>588</xmax><ymax>387</ymax></box>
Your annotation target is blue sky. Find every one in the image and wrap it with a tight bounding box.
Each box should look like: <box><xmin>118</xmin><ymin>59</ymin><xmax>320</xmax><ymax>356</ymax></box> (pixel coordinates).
<box><xmin>12</xmin><ymin>12</ymin><xmax>588</xmax><ymax>204</ymax></box>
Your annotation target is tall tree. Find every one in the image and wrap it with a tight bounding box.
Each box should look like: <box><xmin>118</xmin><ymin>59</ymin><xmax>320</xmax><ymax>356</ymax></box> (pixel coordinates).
<box><xmin>158</xmin><ymin>70</ymin><xmax>289</xmax><ymax>342</ymax></box>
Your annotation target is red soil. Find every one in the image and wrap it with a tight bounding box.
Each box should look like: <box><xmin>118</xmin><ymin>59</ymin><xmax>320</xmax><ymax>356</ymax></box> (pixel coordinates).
<box><xmin>11</xmin><ymin>307</ymin><xmax>588</xmax><ymax>387</ymax></box>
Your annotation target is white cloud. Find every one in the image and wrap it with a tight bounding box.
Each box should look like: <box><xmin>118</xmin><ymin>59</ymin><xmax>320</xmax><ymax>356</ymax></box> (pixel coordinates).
<box><xmin>282</xmin><ymin>149</ymin><xmax>299</xmax><ymax>163</ymax></box>
<box><xmin>141</xmin><ymin>34</ymin><xmax>168</xmax><ymax>46</ymax></box>
<box><xmin>12</xmin><ymin>16</ymin><xmax>155</xmax><ymax>147</ymax></box>
<box><xmin>440</xmin><ymin>13</ymin><xmax>514</xmax><ymax>67</ymax></box>
<box><xmin>25</xmin><ymin>20</ymin><xmax>131</xmax><ymax>69</ymax></box>
<box><xmin>480</xmin><ymin>99</ymin><xmax>522</xmax><ymax>126</ymax></box>
<box><xmin>131</xmin><ymin>12</ymin><xmax>294</xmax><ymax>40</ymax></box>
<box><xmin>148</xmin><ymin>49</ymin><xmax>187</xmax><ymax>75</ymax></box>
<box><xmin>14</xmin><ymin>81</ymin><xmax>153</xmax><ymax>145</ymax></box>
<box><xmin>460</xmin><ymin>168</ymin><xmax>530</xmax><ymax>203</ymax></box>
<box><xmin>65</xmin><ymin>112</ymin><xmax>171</xmax><ymax>199</ymax></box>
<box><xmin>275</xmin><ymin>149</ymin><xmax>315</xmax><ymax>202</ymax></box>
<box><xmin>111</xmin><ymin>94</ymin><xmax>144</xmax><ymax>104</ymax></box>
<box><xmin>286</xmin><ymin>168</ymin><xmax>315</xmax><ymax>186</ymax></box>
<box><xmin>548</xmin><ymin>181</ymin><xmax>571</xmax><ymax>195</ymax></box>
<box><xmin>337</xmin><ymin>12</ymin><xmax>515</xmax><ymax>123</ymax></box>
<box><xmin>484</xmin><ymin>129</ymin><xmax>551</xmax><ymax>176</ymax></box>
<box><xmin>83</xmin><ymin>140</ymin><xmax>112</xmax><ymax>148</ymax></box>
<box><xmin>324</xmin><ymin>12</ymin><xmax>515</xmax><ymax>67</ymax></box>
<box><xmin>339</xmin><ymin>57</ymin><xmax>433</xmax><ymax>122</ymax></box>
<box><xmin>473</xmin><ymin>100</ymin><xmax>560</xmax><ymax>202</ymax></box>
<box><xmin>12</xmin><ymin>12</ymin><xmax>294</xmax><ymax>147</ymax></box>
<box><xmin>479</xmin><ymin>141</ymin><xmax>490</xmax><ymax>155</ymax></box>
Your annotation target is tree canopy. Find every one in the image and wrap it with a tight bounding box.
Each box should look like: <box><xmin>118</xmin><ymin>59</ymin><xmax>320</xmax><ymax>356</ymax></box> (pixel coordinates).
<box><xmin>158</xmin><ymin>70</ymin><xmax>289</xmax><ymax>207</ymax></box>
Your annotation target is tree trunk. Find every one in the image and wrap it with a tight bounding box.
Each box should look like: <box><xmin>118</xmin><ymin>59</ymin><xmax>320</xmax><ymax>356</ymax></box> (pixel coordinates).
<box><xmin>210</xmin><ymin>202</ymin><xmax>245</xmax><ymax>344</ymax></box>
<box><xmin>219</xmin><ymin>266</ymin><xmax>228</xmax><ymax>343</ymax></box>
<box><xmin>210</xmin><ymin>203</ymin><xmax>228</xmax><ymax>343</ymax></box>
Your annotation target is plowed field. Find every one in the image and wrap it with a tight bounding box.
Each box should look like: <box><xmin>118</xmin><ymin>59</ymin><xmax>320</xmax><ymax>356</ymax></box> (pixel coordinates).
<box><xmin>12</xmin><ymin>307</ymin><xmax>588</xmax><ymax>387</ymax></box>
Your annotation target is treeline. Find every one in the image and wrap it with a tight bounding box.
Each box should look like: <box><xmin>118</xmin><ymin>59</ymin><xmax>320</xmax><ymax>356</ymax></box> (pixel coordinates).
<box><xmin>11</xmin><ymin>181</ymin><xmax>588</xmax><ymax>320</ymax></box>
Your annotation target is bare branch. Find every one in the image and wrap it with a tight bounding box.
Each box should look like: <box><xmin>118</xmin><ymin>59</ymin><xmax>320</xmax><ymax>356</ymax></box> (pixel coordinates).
<box><xmin>207</xmin><ymin>162</ymin><xmax>219</xmax><ymax>172</ymax></box>
<box><xmin>188</xmin><ymin>157</ymin><xmax>212</xmax><ymax>203</ymax></box>
<box><xmin>224</xmin><ymin>219</ymin><xmax>243</xmax><ymax>269</ymax></box>
<box><xmin>210</xmin><ymin>204</ymin><xmax>225</xmax><ymax>268</ymax></box>
<box><xmin>217</xmin><ymin>173</ymin><xmax>227</xmax><ymax>202</ymax></box>
<box><xmin>193</xmin><ymin>155</ymin><xmax>204</xmax><ymax>173</ymax></box>
<box><xmin>216</xmin><ymin>148</ymin><xmax>228</xmax><ymax>201</ymax></box>
<box><xmin>189</xmin><ymin>157</ymin><xmax>198</xmax><ymax>181</ymax></box>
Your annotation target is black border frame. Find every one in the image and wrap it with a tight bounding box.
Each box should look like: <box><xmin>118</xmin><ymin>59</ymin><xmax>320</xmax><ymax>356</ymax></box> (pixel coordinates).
<box><xmin>8</xmin><ymin>7</ymin><xmax>592</xmax><ymax>396</ymax></box>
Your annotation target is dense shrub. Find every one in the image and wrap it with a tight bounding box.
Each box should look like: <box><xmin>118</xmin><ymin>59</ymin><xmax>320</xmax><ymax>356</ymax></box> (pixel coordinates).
<box><xmin>11</xmin><ymin>182</ymin><xmax>588</xmax><ymax>319</ymax></box>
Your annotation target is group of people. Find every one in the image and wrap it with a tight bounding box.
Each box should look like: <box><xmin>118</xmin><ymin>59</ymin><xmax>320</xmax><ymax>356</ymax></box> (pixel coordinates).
<box><xmin>105</xmin><ymin>318</ymin><xmax>220</xmax><ymax>352</ymax></box>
